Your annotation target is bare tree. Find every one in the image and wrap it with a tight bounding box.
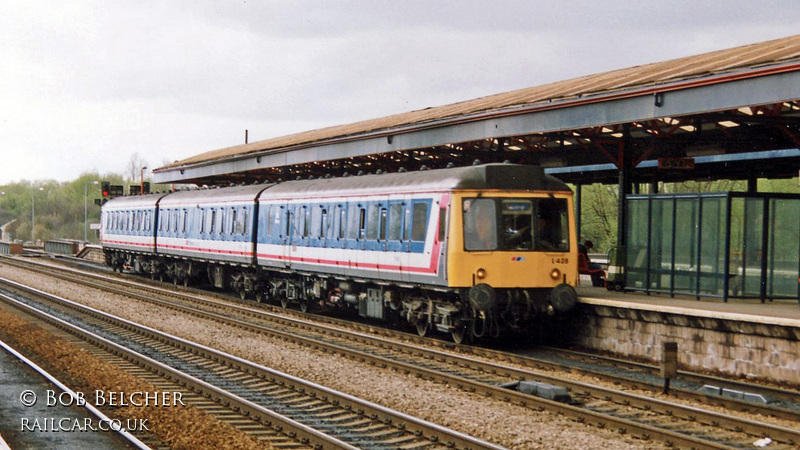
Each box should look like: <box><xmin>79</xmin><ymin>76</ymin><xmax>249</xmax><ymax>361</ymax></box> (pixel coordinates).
<box><xmin>126</xmin><ymin>153</ymin><xmax>148</xmax><ymax>185</ymax></box>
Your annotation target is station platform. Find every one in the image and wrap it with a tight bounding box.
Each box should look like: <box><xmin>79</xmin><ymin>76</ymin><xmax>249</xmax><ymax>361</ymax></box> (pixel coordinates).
<box><xmin>567</xmin><ymin>286</ymin><xmax>800</xmax><ymax>385</ymax></box>
<box><xmin>576</xmin><ymin>285</ymin><xmax>800</xmax><ymax>327</ymax></box>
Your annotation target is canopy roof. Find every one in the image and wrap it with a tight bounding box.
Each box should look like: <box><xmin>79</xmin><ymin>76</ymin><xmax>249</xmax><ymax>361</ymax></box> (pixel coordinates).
<box><xmin>154</xmin><ymin>34</ymin><xmax>800</xmax><ymax>186</ymax></box>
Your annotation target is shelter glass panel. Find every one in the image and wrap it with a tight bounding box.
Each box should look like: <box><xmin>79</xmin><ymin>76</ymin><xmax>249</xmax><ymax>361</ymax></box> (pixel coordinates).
<box><xmin>767</xmin><ymin>198</ymin><xmax>800</xmax><ymax>298</ymax></box>
<box><xmin>698</xmin><ymin>197</ymin><xmax>728</xmax><ymax>296</ymax></box>
<box><xmin>673</xmin><ymin>199</ymin><xmax>698</xmax><ymax>294</ymax></box>
<box><xmin>625</xmin><ymin>198</ymin><xmax>650</xmax><ymax>290</ymax></box>
<box><xmin>648</xmin><ymin>198</ymin><xmax>674</xmax><ymax>292</ymax></box>
<box><xmin>741</xmin><ymin>198</ymin><xmax>765</xmax><ymax>297</ymax></box>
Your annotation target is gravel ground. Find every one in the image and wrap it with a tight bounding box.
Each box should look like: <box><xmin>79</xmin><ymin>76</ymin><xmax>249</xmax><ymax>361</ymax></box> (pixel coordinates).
<box><xmin>0</xmin><ymin>262</ymin><xmax>668</xmax><ymax>449</ymax></box>
<box><xmin>0</xmin><ymin>306</ymin><xmax>267</xmax><ymax>450</ymax></box>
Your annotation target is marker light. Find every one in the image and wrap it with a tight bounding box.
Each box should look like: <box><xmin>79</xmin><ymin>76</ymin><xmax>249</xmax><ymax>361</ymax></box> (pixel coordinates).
<box><xmin>550</xmin><ymin>268</ymin><xmax>561</xmax><ymax>280</ymax></box>
<box><xmin>476</xmin><ymin>268</ymin><xmax>487</xmax><ymax>279</ymax></box>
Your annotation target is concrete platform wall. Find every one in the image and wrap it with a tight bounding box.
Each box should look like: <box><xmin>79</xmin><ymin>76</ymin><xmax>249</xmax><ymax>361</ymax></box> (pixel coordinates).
<box><xmin>567</xmin><ymin>304</ymin><xmax>800</xmax><ymax>385</ymax></box>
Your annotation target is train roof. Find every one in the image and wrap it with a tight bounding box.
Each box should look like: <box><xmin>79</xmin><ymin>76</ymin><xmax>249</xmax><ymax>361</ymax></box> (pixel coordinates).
<box><xmin>102</xmin><ymin>192</ymin><xmax>167</xmax><ymax>210</ymax></box>
<box><xmin>260</xmin><ymin>164</ymin><xmax>570</xmax><ymax>199</ymax></box>
<box><xmin>158</xmin><ymin>183</ymin><xmax>273</xmax><ymax>206</ymax></box>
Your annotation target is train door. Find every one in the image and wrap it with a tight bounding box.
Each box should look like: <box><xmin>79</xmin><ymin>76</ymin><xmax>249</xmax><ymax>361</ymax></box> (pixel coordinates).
<box><xmin>365</xmin><ymin>198</ymin><xmax>390</xmax><ymax>278</ymax></box>
<box><xmin>382</xmin><ymin>200</ymin><xmax>405</xmax><ymax>281</ymax></box>
<box><xmin>404</xmin><ymin>198</ymin><xmax>433</xmax><ymax>283</ymax></box>
<box><xmin>344</xmin><ymin>202</ymin><xmax>366</xmax><ymax>271</ymax></box>
<box><xmin>399</xmin><ymin>197</ymin><xmax>413</xmax><ymax>283</ymax></box>
<box><xmin>309</xmin><ymin>203</ymin><xmax>330</xmax><ymax>267</ymax></box>
<box><xmin>281</xmin><ymin>205</ymin><xmax>293</xmax><ymax>268</ymax></box>
<box><xmin>332</xmin><ymin>203</ymin><xmax>347</xmax><ymax>277</ymax></box>
<box><xmin>293</xmin><ymin>205</ymin><xmax>310</xmax><ymax>265</ymax></box>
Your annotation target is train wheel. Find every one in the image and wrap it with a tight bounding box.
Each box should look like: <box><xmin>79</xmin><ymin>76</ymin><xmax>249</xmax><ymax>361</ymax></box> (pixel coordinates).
<box><xmin>239</xmin><ymin>290</ymin><xmax>247</xmax><ymax>300</ymax></box>
<box><xmin>255</xmin><ymin>291</ymin><xmax>264</xmax><ymax>303</ymax></box>
<box><xmin>299</xmin><ymin>300</ymin><xmax>308</xmax><ymax>313</ymax></box>
<box><xmin>280</xmin><ymin>297</ymin><xmax>289</xmax><ymax>308</ymax></box>
<box><xmin>183</xmin><ymin>277</ymin><xmax>189</xmax><ymax>288</ymax></box>
<box><xmin>415</xmin><ymin>321</ymin><xmax>428</xmax><ymax>337</ymax></box>
<box><xmin>451</xmin><ymin>324</ymin><xmax>469</xmax><ymax>344</ymax></box>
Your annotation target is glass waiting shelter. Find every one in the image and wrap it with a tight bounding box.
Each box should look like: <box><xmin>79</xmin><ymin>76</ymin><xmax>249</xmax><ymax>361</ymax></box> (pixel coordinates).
<box><xmin>625</xmin><ymin>192</ymin><xmax>800</xmax><ymax>302</ymax></box>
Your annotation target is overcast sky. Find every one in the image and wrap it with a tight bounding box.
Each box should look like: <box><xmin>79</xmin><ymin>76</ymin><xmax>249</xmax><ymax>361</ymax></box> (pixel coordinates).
<box><xmin>2</xmin><ymin>1</ymin><xmax>799</xmax><ymax>185</ymax></box>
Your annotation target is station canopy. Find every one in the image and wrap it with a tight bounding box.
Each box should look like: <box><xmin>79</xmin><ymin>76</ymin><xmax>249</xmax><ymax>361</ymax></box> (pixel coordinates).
<box><xmin>153</xmin><ymin>34</ymin><xmax>800</xmax><ymax>187</ymax></box>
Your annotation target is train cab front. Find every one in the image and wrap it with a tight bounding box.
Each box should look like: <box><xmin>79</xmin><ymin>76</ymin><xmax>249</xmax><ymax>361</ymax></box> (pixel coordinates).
<box><xmin>449</xmin><ymin>193</ymin><xmax>578</xmax><ymax>338</ymax></box>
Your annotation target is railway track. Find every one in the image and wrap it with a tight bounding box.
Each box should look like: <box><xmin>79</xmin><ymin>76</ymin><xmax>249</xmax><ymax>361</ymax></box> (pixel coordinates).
<box><xmin>0</xmin><ymin>277</ymin><xmax>504</xmax><ymax>450</ymax></box>
<box><xmin>0</xmin><ymin>337</ymin><xmax>154</xmax><ymax>449</ymax></box>
<box><xmin>3</xmin><ymin>256</ymin><xmax>800</xmax><ymax>449</ymax></box>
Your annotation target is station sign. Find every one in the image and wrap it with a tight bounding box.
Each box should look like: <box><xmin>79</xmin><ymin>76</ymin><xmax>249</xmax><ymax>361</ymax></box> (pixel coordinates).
<box><xmin>658</xmin><ymin>157</ymin><xmax>695</xmax><ymax>170</ymax></box>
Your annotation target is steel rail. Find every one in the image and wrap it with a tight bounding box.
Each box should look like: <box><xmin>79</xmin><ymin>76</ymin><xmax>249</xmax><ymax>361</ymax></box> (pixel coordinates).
<box><xmin>5</xmin><ymin>257</ymin><xmax>800</xmax><ymax>447</ymax></box>
<box><xmin>0</xmin><ymin>268</ymin><xmax>772</xmax><ymax>449</ymax></box>
<box><xmin>0</xmin><ymin>277</ymin><xmax>505</xmax><ymax>450</ymax></box>
<box><xmin>0</xmin><ymin>338</ymin><xmax>152</xmax><ymax>450</ymax></box>
<box><xmin>9</xmin><ymin>256</ymin><xmax>798</xmax><ymax>422</ymax></box>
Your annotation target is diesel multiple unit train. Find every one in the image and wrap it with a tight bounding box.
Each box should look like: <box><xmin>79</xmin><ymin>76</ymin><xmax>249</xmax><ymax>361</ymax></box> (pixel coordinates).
<box><xmin>101</xmin><ymin>163</ymin><xmax>579</xmax><ymax>342</ymax></box>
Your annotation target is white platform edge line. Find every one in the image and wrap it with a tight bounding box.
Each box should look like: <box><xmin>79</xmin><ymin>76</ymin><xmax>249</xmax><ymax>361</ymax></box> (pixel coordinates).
<box><xmin>578</xmin><ymin>296</ymin><xmax>800</xmax><ymax>328</ymax></box>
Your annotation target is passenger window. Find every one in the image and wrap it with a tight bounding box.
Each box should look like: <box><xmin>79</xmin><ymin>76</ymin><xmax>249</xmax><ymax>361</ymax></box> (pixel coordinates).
<box><xmin>220</xmin><ymin>209</ymin><xmax>227</xmax><ymax>234</ymax></box>
<box><xmin>210</xmin><ymin>210</ymin><xmax>217</xmax><ymax>233</ymax></box>
<box><xmin>359</xmin><ymin>208</ymin><xmax>366</xmax><ymax>239</ymax></box>
<box><xmin>241</xmin><ymin>209</ymin><xmax>249</xmax><ymax>234</ymax></box>
<box><xmin>182</xmin><ymin>210</ymin><xmax>188</xmax><ymax>233</ymax></box>
<box><xmin>320</xmin><ymin>208</ymin><xmax>328</xmax><ymax>238</ymax></box>
<box><xmin>268</xmin><ymin>206</ymin><xmax>279</xmax><ymax>236</ymax></box>
<box><xmin>379</xmin><ymin>208</ymin><xmax>387</xmax><ymax>241</ymax></box>
<box><xmin>404</xmin><ymin>207</ymin><xmax>412</xmax><ymax>241</ymax></box>
<box><xmin>388</xmin><ymin>204</ymin><xmax>403</xmax><ymax>241</ymax></box>
<box><xmin>411</xmin><ymin>203</ymin><xmax>428</xmax><ymax>242</ymax></box>
<box><xmin>338</xmin><ymin>207</ymin><xmax>346</xmax><ymax>239</ymax></box>
<box><xmin>200</xmin><ymin>209</ymin><xmax>205</xmax><ymax>233</ymax></box>
<box><xmin>346</xmin><ymin>205</ymin><xmax>360</xmax><ymax>239</ymax></box>
<box><xmin>366</xmin><ymin>205</ymin><xmax>380</xmax><ymax>240</ymax></box>
<box><xmin>302</xmin><ymin>207</ymin><xmax>310</xmax><ymax>238</ymax></box>
<box><xmin>438</xmin><ymin>208</ymin><xmax>446</xmax><ymax>242</ymax></box>
<box><xmin>311</xmin><ymin>207</ymin><xmax>322</xmax><ymax>238</ymax></box>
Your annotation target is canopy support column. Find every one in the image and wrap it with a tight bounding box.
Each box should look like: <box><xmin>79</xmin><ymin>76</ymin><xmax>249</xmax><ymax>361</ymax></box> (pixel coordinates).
<box><xmin>616</xmin><ymin>125</ymin><xmax>634</xmax><ymax>250</ymax></box>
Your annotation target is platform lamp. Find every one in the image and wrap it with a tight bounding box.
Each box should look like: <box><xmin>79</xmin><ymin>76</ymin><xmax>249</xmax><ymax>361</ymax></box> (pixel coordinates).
<box><xmin>140</xmin><ymin>166</ymin><xmax>147</xmax><ymax>195</ymax></box>
<box><xmin>84</xmin><ymin>180</ymin><xmax>99</xmax><ymax>241</ymax></box>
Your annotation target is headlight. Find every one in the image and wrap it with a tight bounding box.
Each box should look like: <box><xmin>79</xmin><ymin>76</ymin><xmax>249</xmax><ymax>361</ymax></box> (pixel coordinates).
<box><xmin>550</xmin><ymin>268</ymin><xmax>561</xmax><ymax>280</ymax></box>
<box><xmin>476</xmin><ymin>268</ymin><xmax>487</xmax><ymax>279</ymax></box>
